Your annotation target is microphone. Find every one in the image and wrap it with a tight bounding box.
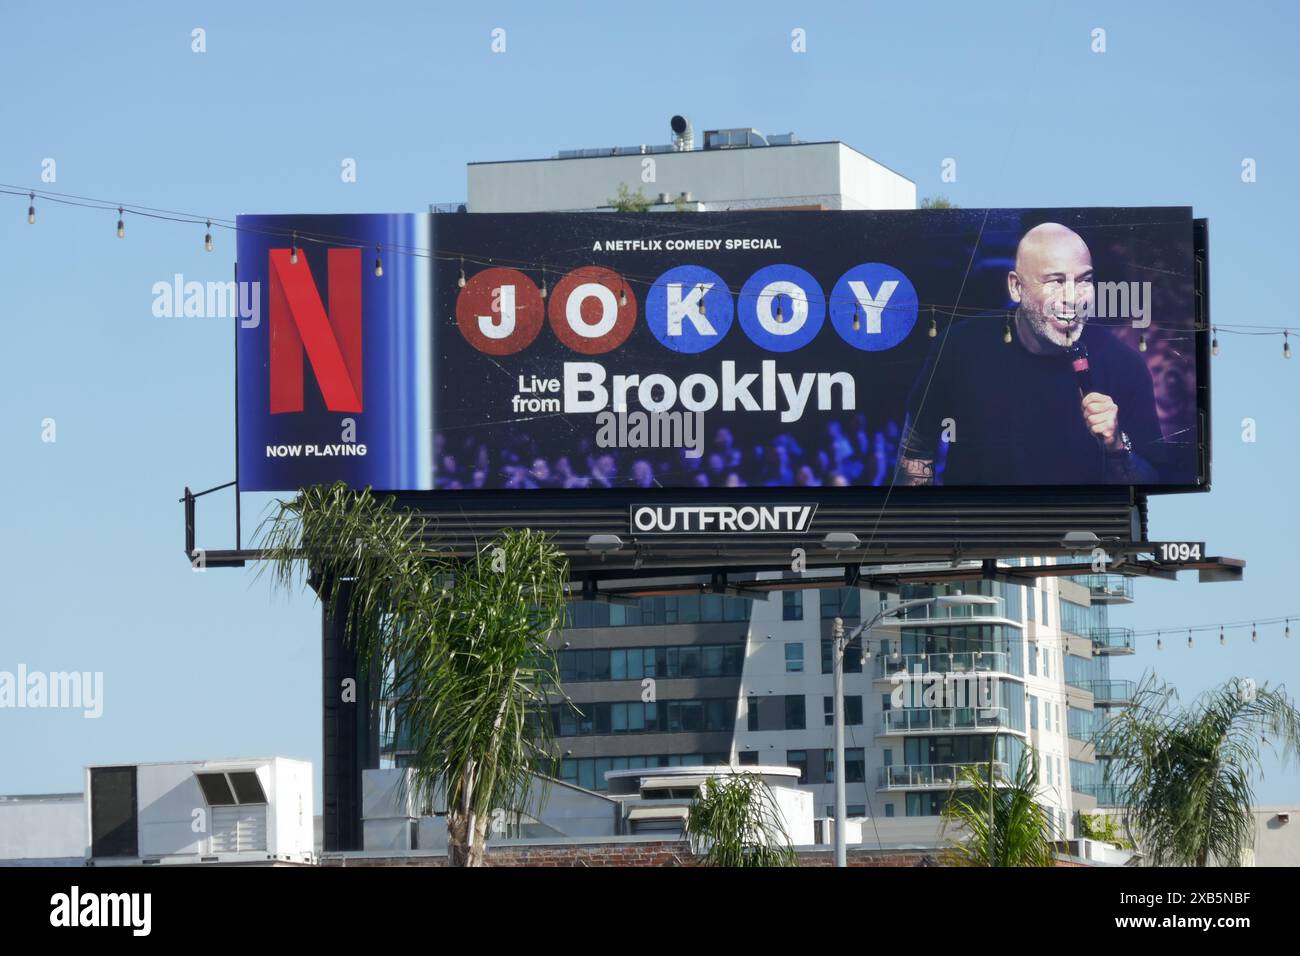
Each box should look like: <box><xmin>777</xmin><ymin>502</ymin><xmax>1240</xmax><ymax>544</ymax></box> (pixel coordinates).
<box><xmin>1066</xmin><ymin>343</ymin><xmax>1093</xmax><ymax>394</ymax></box>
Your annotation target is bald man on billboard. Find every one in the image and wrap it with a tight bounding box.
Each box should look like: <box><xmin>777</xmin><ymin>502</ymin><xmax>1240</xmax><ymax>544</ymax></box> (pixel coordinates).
<box><xmin>896</xmin><ymin>222</ymin><xmax>1163</xmax><ymax>486</ymax></box>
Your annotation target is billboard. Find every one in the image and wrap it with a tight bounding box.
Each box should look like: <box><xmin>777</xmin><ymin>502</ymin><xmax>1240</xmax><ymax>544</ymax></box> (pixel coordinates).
<box><xmin>236</xmin><ymin>208</ymin><xmax>1205</xmax><ymax>495</ymax></box>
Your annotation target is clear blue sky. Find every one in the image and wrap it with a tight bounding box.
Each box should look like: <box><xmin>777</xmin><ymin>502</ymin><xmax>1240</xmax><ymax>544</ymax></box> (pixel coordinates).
<box><xmin>2</xmin><ymin>0</ymin><xmax>1297</xmax><ymax>803</ymax></box>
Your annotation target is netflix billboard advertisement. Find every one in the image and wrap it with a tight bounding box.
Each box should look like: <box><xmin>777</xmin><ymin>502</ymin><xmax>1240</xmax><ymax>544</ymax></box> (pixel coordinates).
<box><xmin>235</xmin><ymin>208</ymin><xmax>1205</xmax><ymax>495</ymax></box>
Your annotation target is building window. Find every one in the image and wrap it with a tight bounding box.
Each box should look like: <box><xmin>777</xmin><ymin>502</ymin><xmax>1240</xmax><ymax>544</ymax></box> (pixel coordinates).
<box><xmin>784</xmin><ymin>642</ymin><xmax>804</xmax><ymax>673</ymax></box>
<box><xmin>1029</xmin><ymin>694</ymin><xmax>1039</xmax><ymax>730</ymax></box>
<box><xmin>566</xmin><ymin>596</ymin><xmax>755</xmax><ymax>629</ymax></box>
<box><xmin>786</xmin><ymin>750</ymin><xmax>808</xmax><ymax>784</ymax></box>
<box><xmin>559</xmin><ymin>643</ymin><xmax>745</xmax><ymax>682</ymax></box>
<box><xmin>821</xmin><ymin>637</ymin><xmax>863</xmax><ymax>674</ymax></box>
<box><xmin>820</xmin><ymin>588</ymin><xmax>861</xmax><ymax>620</ymax></box>
<box><xmin>824</xmin><ymin>748</ymin><xmax>866</xmax><ymax>784</ymax></box>
<box><xmin>747</xmin><ymin>696</ymin><xmax>759</xmax><ymax>732</ymax></box>
<box><xmin>823</xmin><ymin>695</ymin><xmax>863</xmax><ymax>726</ymax></box>
<box><xmin>550</xmin><ymin>699</ymin><xmax>737</xmax><ymax>737</ymax></box>
<box><xmin>558</xmin><ymin>753</ymin><xmax>729</xmax><ymax>791</ymax></box>
<box><xmin>784</xmin><ymin>695</ymin><xmax>806</xmax><ymax>730</ymax></box>
<box><xmin>885</xmin><ymin>803</ymin><xmax>895</xmax><ymax>818</ymax></box>
<box><xmin>1028</xmin><ymin>641</ymin><xmax>1038</xmax><ymax>676</ymax></box>
<box><xmin>783</xmin><ymin>590</ymin><xmax>803</xmax><ymax>621</ymax></box>
<box><xmin>738</xmin><ymin>750</ymin><xmax>758</xmax><ymax>766</ymax></box>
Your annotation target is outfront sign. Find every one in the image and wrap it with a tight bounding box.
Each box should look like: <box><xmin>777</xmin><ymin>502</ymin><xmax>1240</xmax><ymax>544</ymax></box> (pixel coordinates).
<box><xmin>236</xmin><ymin>208</ymin><xmax>1204</xmax><ymax>494</ymax></box>
<box><xmin>629</xmin><ymin>504</ymin><xmax>818</xmax><ymax>534</ymax></box>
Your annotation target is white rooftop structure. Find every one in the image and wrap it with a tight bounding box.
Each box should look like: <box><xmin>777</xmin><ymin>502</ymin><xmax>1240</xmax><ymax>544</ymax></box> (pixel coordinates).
<box><xmin>465</xmin><ymin>118</ymin><xmax>915</xmax><ymax>214</ymax></box>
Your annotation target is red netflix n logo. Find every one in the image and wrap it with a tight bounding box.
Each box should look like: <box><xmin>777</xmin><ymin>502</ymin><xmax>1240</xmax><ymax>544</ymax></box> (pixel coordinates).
<box><xmin>268</xmin><ymin>247</ymin><xmax>363</xmax><ymax>413</ymax></box>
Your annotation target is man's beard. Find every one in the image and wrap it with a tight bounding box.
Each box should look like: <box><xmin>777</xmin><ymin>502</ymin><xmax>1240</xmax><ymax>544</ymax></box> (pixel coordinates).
<box><xmin>1018</xmin><ymin>304</ymin><xmax>1086</xmax><ymax>349</ymax></box>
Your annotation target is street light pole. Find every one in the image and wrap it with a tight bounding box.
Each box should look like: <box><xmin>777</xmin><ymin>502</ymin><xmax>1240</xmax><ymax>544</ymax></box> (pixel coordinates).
<box><xmin>832</xmin><ymin>616</ymin><xmax>847</xmax><ymax>868</ymax></box>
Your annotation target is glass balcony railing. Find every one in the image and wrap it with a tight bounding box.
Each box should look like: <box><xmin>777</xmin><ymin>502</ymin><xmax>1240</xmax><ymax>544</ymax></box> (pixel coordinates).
<box><xmin>1089</xmin><ymin>628</ymin><xmax>1135</xmax><ymax>656</ymax></box>
<box><xmin>875</xmin><ymin>651</ymin><xmax>1012</xmax><ymax>679</ymax></box>
<box><xmin>895</xmin><ymin>602</ymin><xmax>1005</xmax><ymax>623</ymax></box>
<box><xmin>1074</xmin><ymin>783</ymin><xmax>1126</xmax><ymax>807</ymax></box>
<box><xmin>878</xmin><ymin>707</ymin><xmax>1010</xmax><ymax>735</ymax></box>
<box><xmin>878</xmin><ymin>762</ymin><xmax>1010</xmax><ymax>790</ymax></box>
<box><xmin>1077</xmin><ymin>574</ymin><xmax>1135</xmax><ymax>604</ymax></box>
<box><xmin>1081</xmin><ymin>680</ymin><xmax>1137</xmax><ymax>707</ymax></box>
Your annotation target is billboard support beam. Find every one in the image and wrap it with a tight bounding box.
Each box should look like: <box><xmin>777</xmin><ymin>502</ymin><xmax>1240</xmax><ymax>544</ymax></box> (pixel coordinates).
<box><xmin>319</xmin><ymin>576</ymin><xmax>379</xmax><ymax>853</ymax></box>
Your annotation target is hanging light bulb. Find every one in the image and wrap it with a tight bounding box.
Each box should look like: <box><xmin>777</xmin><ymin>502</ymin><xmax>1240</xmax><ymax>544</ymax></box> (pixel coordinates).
<box><xmin>27</xmin><ymin>192</ymin><xmax>35</xmax><ymax>225</ymax></box>
<box><xmin>457</xmin><ymin>257</ymin><xmax>466</xmax><ymax>288</ymax></box>
<box><xmin>619</xmin><ymin>284</ymin><xmax>627</xmax><ymax>307</ymax></box>
<box><xmin>1211</xmin><ymin>327</ymin><xmax>1219</xmax><ymax>356</ymax></box>
<box><xmin>116</xmin><ymin>207</ymin><xmax>125</xmax><ymax>239</ymax></box>
<box><xmin>1003</xmin><ymin>316</ymin><xmax>1013</xmax><ymax>344</ymax></box>
<box><xmin>699</xmin><ymin>290</ymin><xmax>707</xmax><ymax>318</ymax></box>
<box><xmin>374</xmin><ymin>244</ymin><xmax>383</xmax><ymax>278</ymax></box>
<box><xmin>204</xmin><ymin>220</ymin><xmax>213</xmax><ymax>253</ymax></box>
<box><xmin>1286</xmin><ymin>619</ymin><xmax>1291</xmax><ymax>639</ymax></box>
<box><xmin>539</xmin><ymin>267</ymin><xmax>547</xmax><ymax>299</ymax></box>
<box><xmin>928</xmin><ymin>311</ymin><xmax>938</xmax><ymax>338</ymax></box>
<box><xmin>290</xmin><ymin>232</ymin><xmax>299</xmax><ymax>265</ymax></box>
<box><xmin>1156</xmin><ymin>633</ymin><xmax>1163</xmax><ymax>651</ymax></box>
<box><xmin>851</xmin><ymin>305</ymin><xmax>860</xmax><ymax>332</ymax></box>
<box><xmin>1285</xmin><ymin>331</ymin><xmax>1292</xmax><ymax>360</ymax></box>
<box><xmin>1187</xmin><ymin>629</ymin><xmax>1194</xmax><ymax>649</ymax></box>
<box><xmin>776</xmin><ymin>298</ymin><xmax>785</xmax><ymax>324</ymax></box>
<box><xmin>1252</xmin><ymin>623</ymin><xmax>1258</xmax><ymax>643</ymax></box>
<box><xmin>1220</xmin><ymin>626</ymin><xmax>1225</xmax><ymax>646</ymax></box>
<box><xmin>1138</xmin><ymin>333</ymin><xmax>1148</xmax><ymax>352</ymax></box>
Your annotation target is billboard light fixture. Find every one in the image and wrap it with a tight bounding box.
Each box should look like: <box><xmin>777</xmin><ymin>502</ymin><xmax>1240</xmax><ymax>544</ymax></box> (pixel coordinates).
<box><xmin>585</xmin><ymin>534</ymin><xmax>623</xmax><ymax>554</ymax></box>
<box><xmin>1061</xmin><ymin>531</ymin><xmax>1100</xmax><ymax>550</ymax></box>
<box><xmin>820</xmin><ymin>532</ymin><xmax>860</xmax><ymax>551</ymax></box>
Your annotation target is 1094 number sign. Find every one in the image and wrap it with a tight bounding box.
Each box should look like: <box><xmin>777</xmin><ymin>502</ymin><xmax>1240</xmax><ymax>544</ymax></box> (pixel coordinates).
<box><xmin>1156</xmin><ymin>542</ymin><xmax>1204</xmax><ymax>563</ymax></box>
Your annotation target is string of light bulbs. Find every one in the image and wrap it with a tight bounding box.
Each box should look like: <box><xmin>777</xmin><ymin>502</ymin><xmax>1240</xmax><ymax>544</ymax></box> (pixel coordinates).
<box><xmin>8</xmin><ymin>182</ymin><xmax>1290</xmax><ymax>354</ymax></box>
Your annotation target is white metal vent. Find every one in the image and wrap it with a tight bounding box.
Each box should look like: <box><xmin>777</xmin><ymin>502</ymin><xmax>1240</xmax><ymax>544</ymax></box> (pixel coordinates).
<box><xmin>210</xmin><ymin>805</ymin><xmax>267</xmax><ymax>853</ymax></box>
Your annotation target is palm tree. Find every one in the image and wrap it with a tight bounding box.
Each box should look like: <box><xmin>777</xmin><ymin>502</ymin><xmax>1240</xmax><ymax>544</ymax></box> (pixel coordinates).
<box><xmin>685</xmin><ymin>772</ymin><xmax>798</xmax><ymax>867</ymax></box>
<box><xmin>1099</xmin><ymin>676</ymin><xmax>1300</xmax><ymax>866</ymax></box>
<box><xmin>257</xmin><ymin>483</ymin><xmax>569</xmax><ymax>866</ymax></box>
<box><xmin>941</xmin><ymin>749</ymin><xmax>1057</xmax><ymax>867</ymax></box>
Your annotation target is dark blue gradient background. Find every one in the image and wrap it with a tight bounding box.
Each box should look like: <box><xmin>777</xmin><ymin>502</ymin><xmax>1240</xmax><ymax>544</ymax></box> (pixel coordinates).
<box><xmin>236</xmin><ymin>213</ymin><xmax>431</xmax><ymax>492</ymax></box>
